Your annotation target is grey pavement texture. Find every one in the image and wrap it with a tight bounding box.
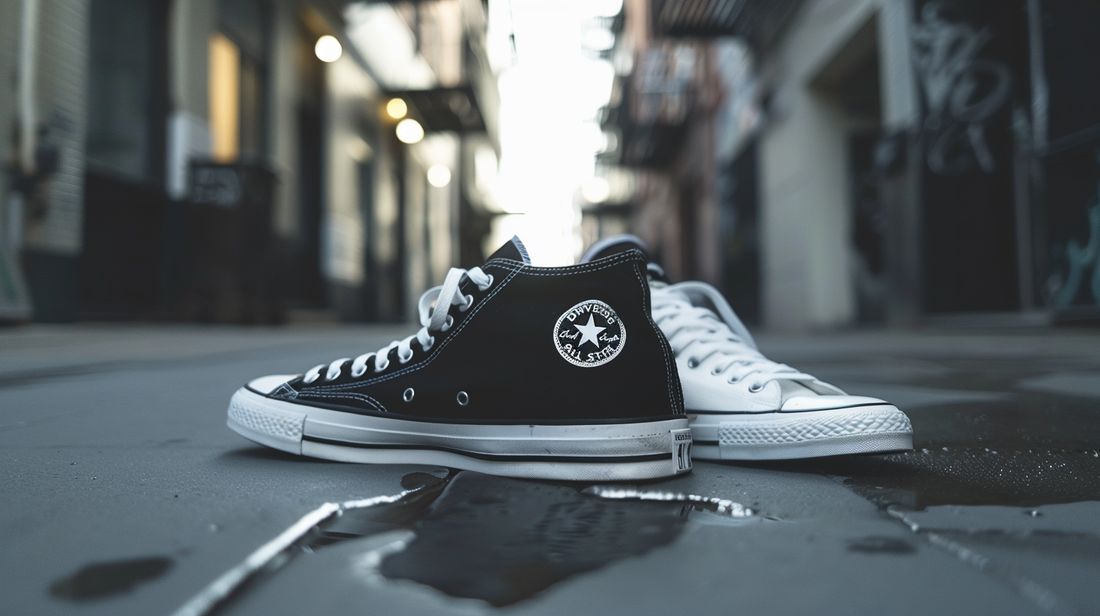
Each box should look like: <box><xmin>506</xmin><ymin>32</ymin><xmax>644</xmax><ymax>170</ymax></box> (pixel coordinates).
<box><xmin>2</xmin><ymin>324</ymin><xmax>1100</xmax><ymax>615</ymax></box>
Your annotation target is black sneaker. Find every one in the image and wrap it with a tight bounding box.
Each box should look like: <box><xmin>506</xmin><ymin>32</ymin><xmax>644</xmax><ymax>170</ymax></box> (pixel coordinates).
<box><xmin>228</xmin><ymin>237</ymin><xmax>692</xmax><ymax>480</ymax></box>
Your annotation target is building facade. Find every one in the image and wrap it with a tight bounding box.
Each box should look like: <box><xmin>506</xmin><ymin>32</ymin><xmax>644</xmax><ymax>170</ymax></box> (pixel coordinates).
<box><xmin>0</xmin><ymin>0</ymin><xmax>499</xmax><ymax>323</ymax></box>
<box><xmin>600</xmin><ymin>0</ymin><xmax>1100</xmax><ymax>331</ymax></box>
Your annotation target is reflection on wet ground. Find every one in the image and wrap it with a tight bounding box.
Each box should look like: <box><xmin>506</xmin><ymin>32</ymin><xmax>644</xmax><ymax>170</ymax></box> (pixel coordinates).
<box><xmin>380</xmin><ymin>474</ymin><xmax>697</xmax><ymax>606</ymax></box>
<box><xmin>791</xmin><ymin>354</ymin><xmax>1100</xmax><ymax>510</ymax></box>
<box><xmin>298</xmin><ymin>472</ymin><xmax>752</xmax><ymax>607</ymax></box>
<box><xmin>51</xmin><ymin>556</ymin><xmax>174</xmax><ymax>601</ymax></box>
<box><xmin>815</xmin><ymin>447</ymin><xmax>1100</xmax><ymax>510</ymax></box>
<box><xmin>188</xmin><ymin>345</ymin><xmax>1100</xmax><ymax>614</ymax></box>
<box><xmin>794</xmin><ymin>351</ymin><xmax>1100</xmax><ymax>614</ymax></box>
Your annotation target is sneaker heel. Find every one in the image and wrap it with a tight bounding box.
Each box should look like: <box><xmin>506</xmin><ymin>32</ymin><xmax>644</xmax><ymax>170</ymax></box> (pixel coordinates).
<box><xmin>671</xmin><ymin>428</ymin><xmax>693</xmax><ymax>474</ymax></box>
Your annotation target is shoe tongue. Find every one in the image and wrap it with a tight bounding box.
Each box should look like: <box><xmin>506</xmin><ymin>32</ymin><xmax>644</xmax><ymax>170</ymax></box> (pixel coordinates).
<box><xmin>776</xmin><ymin>379</ymin><xmax>817</xmax><ymax>402</ymax></box>
<box><xmin>580</xmin><ymin>234</ymin><xmax>671</xmax><ymax>284</ymax></box>
<box><xmin>775</xmin><ymin>378</ymin><xmax>844</xmax><ymax>400</ymax></box>
<box><xmin>486</xmin><ymin>235</ymin><xmax>531</xmax><ymax>264</ymax></box>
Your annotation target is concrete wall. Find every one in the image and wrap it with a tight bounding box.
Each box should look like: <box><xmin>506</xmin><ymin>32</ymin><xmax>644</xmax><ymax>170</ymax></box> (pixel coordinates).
<box><xmin>323</xmin><ymin>53</ymin><xmax>378</xmax><ymax>288</ymax></box>
<box><xmin>757</xmin><ymin>0</ymin><xmax>918</xmax><ymax>331</ymax></box>
<box><xmin>22</xmin><ymin>0</ymin><xmax>90</xmax><ymax>256</ymax></box>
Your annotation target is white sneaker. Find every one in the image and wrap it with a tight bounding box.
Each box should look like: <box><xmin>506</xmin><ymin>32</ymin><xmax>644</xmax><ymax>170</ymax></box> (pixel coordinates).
<box><xmin>582</xmin><ymin>235</ymin><xmax>913</xmax><ymax>460</ymax></box>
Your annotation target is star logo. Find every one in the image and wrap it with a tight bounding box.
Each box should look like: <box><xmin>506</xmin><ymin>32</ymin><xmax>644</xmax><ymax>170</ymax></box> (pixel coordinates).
<box><xmin>573</xmin><ymin>314</ymin><xmax>605</xmax><ymax>347</ymax></box>
<box><xmin>553</xmin><ymin>300</ymin><xmax>626</xmax><ymax>367</ymax></box>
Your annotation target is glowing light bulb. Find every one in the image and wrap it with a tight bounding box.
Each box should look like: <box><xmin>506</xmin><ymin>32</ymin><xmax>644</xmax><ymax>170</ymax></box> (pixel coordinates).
<box><xmin>427</xmin><ymin>165</ymin><xmax>451</xmax><ymax>187</ymax></box>
<box><xmin>315</xmin><ymin>35</ymin><xmax>342</xmax><ymax>63</ymax></box>
<box><xmin>395</xmin><ymin>119</ymin><xmax>425</xmax><ymax>144</ymax></box>
<box><xmin>386</xmin><ymin>98</ymin><xmax>408</xmax><ymax>119</ymax></box>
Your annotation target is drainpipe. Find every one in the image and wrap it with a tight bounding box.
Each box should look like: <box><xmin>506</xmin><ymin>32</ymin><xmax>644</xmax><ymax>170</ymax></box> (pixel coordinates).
<box><xmin>19</xmin><ymin>0</ymin><xmax>39</xmax><ymax>176</ymax></box>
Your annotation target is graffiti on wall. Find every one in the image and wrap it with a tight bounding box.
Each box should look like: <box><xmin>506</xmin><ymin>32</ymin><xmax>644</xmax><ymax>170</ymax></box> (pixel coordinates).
<box><xmin>911</xmin><ymin>2</ymin><xmax>1012</xmax><ymax>175</ymax></box>
<box><xmin>1054</xmin><ymin>150</ymin><xmax>1100</xmax><ymax>309</ymax></box>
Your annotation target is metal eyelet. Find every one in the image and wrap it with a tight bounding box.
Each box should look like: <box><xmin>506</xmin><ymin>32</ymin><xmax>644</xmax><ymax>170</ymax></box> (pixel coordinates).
<box><xmin>398</xmin><ymin>350</ymin><xmax>413</xmax><ymax>364</ymax></box>
<box><xmin>456</xmin><ymin>391</ymin><xmax>469</xmax><ymax>406</ymax></box>
<box><xmin>748</xmin><ymin>382</ymin><xmax>764</xmax><ymax>393</ymax></box>
<box><xmin>422</xmin><ymin>336</ymin><xmax>435</xmax><ymax>351</ymax></box>
<box><xmin>374</xmin><ymin>359</ymin><xmax>389</xmax><ymax>373</ymax></box>
<box><xmin>403</xmin><ymin>388</ymin><xmax>415</xmax><ymax>402</ymax></box>
<box><xmin>686</xmin><ymin>358</ymin><xmax>699</xmax><ymax>369</ymax></box>
<box><xmin>350</xmin><ymin>364</ymin><xmax>367</xmax><ymax>378</ymax></box>
<box><xmin>727</xmin><ymin>376</ymin><xmax>740</xmax><ymax>384</ymax></box>
<box><xmin>711</xmin><ymin>366</ymin><xmax>722</xmax><ymax>376</ymax></box>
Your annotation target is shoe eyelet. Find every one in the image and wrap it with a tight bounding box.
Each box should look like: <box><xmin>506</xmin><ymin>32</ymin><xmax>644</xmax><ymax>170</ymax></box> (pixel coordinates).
<box><xmin>748</xmin><ymin>382</ymin><xmax>764</xmax><ymax>393</ymax></box>
<box><xmin>456</xmin><ymin>391</ymin><xmax>469</xmax><ymax>406</ymax></box>
<box><xmin>374</xmin><ymin>360</ymin><xmax>389</xmax><ymax>373</ymax></box>
<box><xmin>403</xmin><ymin>388</ymin><xmax>415</xmax><ymax>402</ymax></box>
<box><xmin>711</xmin><ymin>366</ymin><xmax>722</xmax><ymax>376</ymax></box>
<box><xmin>441</xmin><ymin>315</ymin><xmax>454</xmax><ymax>331</ymax></box>
<box><xmin>727</xmin><ymin>376</ymin><xmax>739</xmax><ymax>384</ymax></box>
<box><xmin>423</xmin><ymin>336</ymin><xmax>435</xmax><ymax>351</ymax></box>
<box><xmin>686</xmin><ymin>358</ymin><xmax>699</xmax><ymax>369</ymax></box>
<box><xmin>303</xmin><ymin>374</ymin><xmax>318</xmax><ymax>384</ymax></box>
<box><xmin>351</xmin><ymin>365</ymin><xmax>367</xmax><ymax>378</ymax></box>
<box><xmin>458</xmin><ymin>294</ymin><xmax>474</xmax><ymax>312</ymax></box>
<box><xmin>399</xmin><ymin>350</ymin><xmax>414</xmax><ymax>364</ymax></box>
<box><xmin>482</xmin><ymin>274</ymin><xmax>494</xmax><ymax>290</ymax></box>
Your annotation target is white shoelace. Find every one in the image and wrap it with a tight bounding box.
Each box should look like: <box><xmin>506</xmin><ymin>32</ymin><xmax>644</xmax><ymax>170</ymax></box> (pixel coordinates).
<box><xmin>651</xmin><ymin>281</ymin><xmax>814</xmax><ymax>391</ymax></box>
<box><xmin>302</xmin><ymin>267</ymin><xmax>493</xmax><ymax>384</ymax></box>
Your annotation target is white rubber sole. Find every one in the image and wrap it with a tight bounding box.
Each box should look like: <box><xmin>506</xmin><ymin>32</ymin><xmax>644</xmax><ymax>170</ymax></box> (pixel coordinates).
<box><xmin>227</xmin><ymin>387</ymin><xmax>693</xmax><ymax>481</ymax></box>
<box><xmin>688</xmin><ymin>404</ymin><xmax>913</xmax><ymax>460</ymax></box>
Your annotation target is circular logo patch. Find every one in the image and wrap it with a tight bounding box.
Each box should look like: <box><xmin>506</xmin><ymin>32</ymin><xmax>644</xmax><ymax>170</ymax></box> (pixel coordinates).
<box><xmin>553</xmin><ymin>300</ymin><xmax>626</xmax><ymax>368</ymax></box>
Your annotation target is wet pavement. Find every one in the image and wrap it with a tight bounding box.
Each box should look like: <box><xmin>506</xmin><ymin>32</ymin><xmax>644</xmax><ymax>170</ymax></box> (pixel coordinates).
<box><xmin>2</xmin><ymin>324</ymin><xmax>1100</xmax><ymax>615</ymax></box>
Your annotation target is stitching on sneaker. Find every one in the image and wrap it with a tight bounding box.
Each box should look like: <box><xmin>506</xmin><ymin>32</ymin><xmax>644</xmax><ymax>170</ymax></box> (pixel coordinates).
<box><xmin>302</xmin><ymin>251</ymin><xmax>649</xmax><ymax>399</ymax></box>
<box><xmin>631</xmin><ymin>259</ymin><xmax>680</xmax><ymax>415</ymax></box>
<box><xmin>481</xmin><ymin>249</ymin><xmax>641</xmax><ymax>274</ymax></box>
<box><xmin>296</xmin><ymin>390</ymin><xmax>388</xmax><ymax>413</ymax></box>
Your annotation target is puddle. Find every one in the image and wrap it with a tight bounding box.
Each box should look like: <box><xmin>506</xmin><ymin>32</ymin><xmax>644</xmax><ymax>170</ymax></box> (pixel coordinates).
<box><xmin>51</xmin><ymin>556</ymin><xmax>174</xmax><ymax>601</ymax></box>
<box><xmin>311</xmin><ymin>472</ymin><xmax>750</xmax><ymax>607</ymax></box>
<box><xmin>187</xmin><ymin>471</ymin><xmax>753</xmax><ymax>612</ymax></box>
<box><xmin>380</xmin><ymin>475</ymin><xmax>693</xmax><ymax>606</ymax></box>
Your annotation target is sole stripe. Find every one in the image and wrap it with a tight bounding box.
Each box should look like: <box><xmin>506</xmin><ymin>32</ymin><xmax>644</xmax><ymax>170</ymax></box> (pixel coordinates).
<box><xmin>302</xmin><ymin>435</ymin><xmax>672</xmax><ymax>463</ymax></box>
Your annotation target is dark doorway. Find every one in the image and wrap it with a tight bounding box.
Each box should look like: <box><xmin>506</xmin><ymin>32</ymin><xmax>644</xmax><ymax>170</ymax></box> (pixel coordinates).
<box><xmin>80</xmin><ymin>0</ymin><xmax>170</xmax><ymax>318</ymax></box>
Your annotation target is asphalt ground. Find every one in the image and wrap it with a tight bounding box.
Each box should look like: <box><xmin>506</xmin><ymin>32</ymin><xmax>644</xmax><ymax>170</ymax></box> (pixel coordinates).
<box><xmin>2</xmin><ymin>324</ymin><xmax>1100</xmax><ymax>615</ymax></box>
